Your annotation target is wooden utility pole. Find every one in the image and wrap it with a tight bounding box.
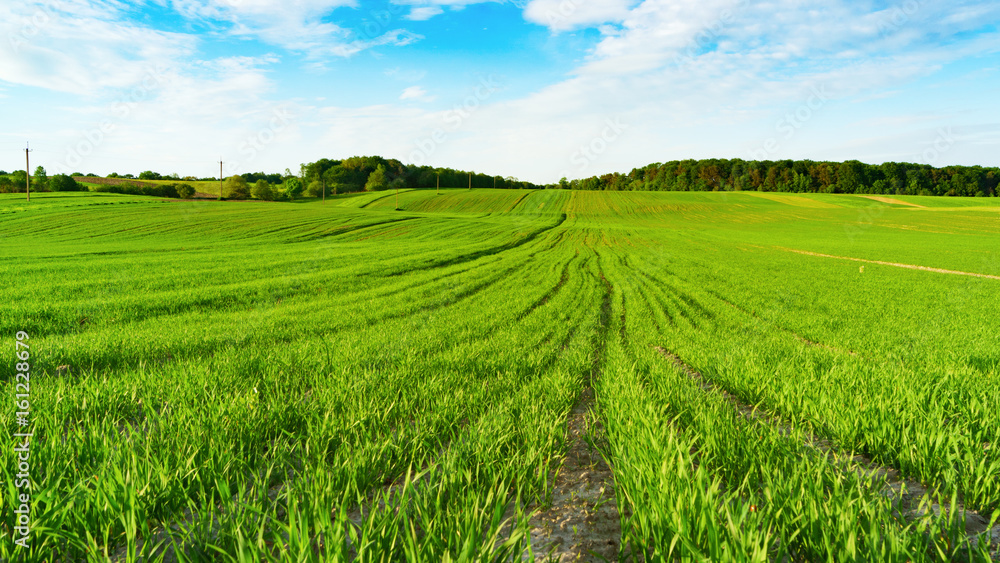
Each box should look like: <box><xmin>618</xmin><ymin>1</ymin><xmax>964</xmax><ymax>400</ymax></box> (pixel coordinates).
<box><xmin>24</xmin><ymin>143</ymin><xmax>32</xmax><ymax>202</ymax></box>
<box><xmin>468</xmin><ymin>173</ymin><xmax>471</xmax><ymax>190</ymax></box>
<box><xmin>436</xmin><ymin>171</ymin><xmax>440</xmax><ymax>195</ymax></box>
<box><xmin>219</xmin><ymin>159</ymin><xmax>223</xmax><ymax>200</ymax></box>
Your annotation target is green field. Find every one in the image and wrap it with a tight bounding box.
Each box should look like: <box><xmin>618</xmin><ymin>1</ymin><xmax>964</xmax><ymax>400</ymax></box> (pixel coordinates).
<box><xmin>2</xmin><ymin>189</ymin><xmax>999</xmax><ymax>561</ymax></box>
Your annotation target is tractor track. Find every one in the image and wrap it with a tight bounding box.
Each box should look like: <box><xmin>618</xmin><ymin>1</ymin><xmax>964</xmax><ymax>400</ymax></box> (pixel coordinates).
<box><xmin>654</xmin><ymin>346</ymin><xmax>999</xmax><ymax>555</ymax></box>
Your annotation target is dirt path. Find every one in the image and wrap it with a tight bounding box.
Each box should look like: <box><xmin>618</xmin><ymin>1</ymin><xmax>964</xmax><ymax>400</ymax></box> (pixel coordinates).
<box><xmin>523</xmin><ymin>271</ymin><xmax>622</xmax><ymax>562</ymax></box>
<box><xmin>523</xmin><ymin>387</ymin><xmax>622</xmax><ymax>562</ymax></box>
<box><xmin>858</xmin><ymin>195</ymin><xmax>927</xmax><ymax>208</ymax></box>
<box><xmin>654</xmin><ymin>347</ymin><xmax>999</xmax><ymax>557</ymax></box>
<box><xmin>777</xmin><ymin>247</ymin><xmax>1000</xmax><ymax>281</ymax></box>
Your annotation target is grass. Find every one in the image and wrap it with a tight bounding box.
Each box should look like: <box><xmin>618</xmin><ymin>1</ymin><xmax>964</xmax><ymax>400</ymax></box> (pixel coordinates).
<box><xmin>1</xmin><ymin>189</ymin><xmax>997</xmax><ymax>561</ymax></box>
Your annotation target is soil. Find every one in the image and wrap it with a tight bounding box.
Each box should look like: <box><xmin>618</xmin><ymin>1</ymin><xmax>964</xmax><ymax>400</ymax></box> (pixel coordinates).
<box><xmin>522</xmin><ymin>386</ymin><xmax>623</xmax><ymax>562</ymax></box>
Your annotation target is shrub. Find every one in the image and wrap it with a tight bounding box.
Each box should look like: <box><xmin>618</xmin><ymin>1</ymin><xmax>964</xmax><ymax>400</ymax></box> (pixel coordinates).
<box><xmin>365</xmin><ymin>164</ymin><xmax>387</xmax><ymax>191</ymax></box>
<box><xmin>89</xmin><ymin>182</ymin><xmax>180</xmax><ymax>198</ymax></box>
<box><xmin>10</xmin><ymin>171</ymin><xmax>28</xmax><ymax>191</ymax></box>
<box><xmin>284</xmin><ymin>177</ymin><xmax>303</xmax><ymax>200</ymax></box>
<box><xmin>176</xmin><ymin>183</ymin><xmax>195</xmax><ymax>199</ymax></box>
<box><xmin>224</xmin><ymin>176</ymin><xmax>250</xmax><ymax>200</ymax></box>
<box><xmin>251</xmin><ymin>180</ymin><xmax>274</xmax><ymax>201</ymax></box>
<box><xmin>49</xmin><ymin>174</ymin><xmax>81</xmax><ymax>192</ymax></box>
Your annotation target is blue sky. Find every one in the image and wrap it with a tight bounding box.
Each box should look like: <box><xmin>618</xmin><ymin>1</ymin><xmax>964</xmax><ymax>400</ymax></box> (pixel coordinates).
<box><xmin>1</xmin><ymin>0</ymin><xmax>998</xmax><ymax>183</ymax></box>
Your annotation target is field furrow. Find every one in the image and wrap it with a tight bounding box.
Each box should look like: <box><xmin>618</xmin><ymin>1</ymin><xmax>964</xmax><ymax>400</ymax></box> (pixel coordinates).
<box><xmin>2</xmin><ymin>189</ymin><xmax>997</xmax><ymax>561</ymax></box>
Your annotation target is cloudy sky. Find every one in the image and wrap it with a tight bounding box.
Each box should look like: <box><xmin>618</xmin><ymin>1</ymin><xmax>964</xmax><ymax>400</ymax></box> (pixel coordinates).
<box><xmin>0</xmin><ymin>0</ymin><xmax>998</xmax><ymax>183</ymax></box>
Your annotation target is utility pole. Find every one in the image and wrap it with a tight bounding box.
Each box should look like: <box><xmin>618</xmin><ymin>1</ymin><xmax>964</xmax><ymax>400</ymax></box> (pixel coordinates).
<box><xmin>468</xmin><ymin>173</ymin><xmax>471</xmax><ymax>190</ymax></box>
<box><xmin>219</xmin><ymin>159</ymin><xmax>223</xmax><ymax>200</ymax></box>
<box><xmin>24</xmin><ymin>142</ymin><xmax>32</xmax><ymax>202</ymax></box>
<box><xmin>436</xmin><ymin>171</ymin><xmax>440</xmax><ymax>195</ymax></box>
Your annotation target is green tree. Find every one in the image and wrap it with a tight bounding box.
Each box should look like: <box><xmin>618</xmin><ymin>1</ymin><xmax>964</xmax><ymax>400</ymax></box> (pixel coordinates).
<box><xmin>11</xmin><ymin>170</ymin><xmax>27</xmax><ymax>191</ymax></box>
<box><xmin>283</xmin><ymin>177</ymin><xmax>303</xmax><ymax>200</ymax></box>
<box><xmin>365</xmin><ymin>164</ymin><xmax>387</xmax><ymax>191</ymax></box>
<box><xmin>139</xmin><ymin>170</ymin><xmax>162</xmax><ymax>180</ymax></box>
<box><xmin>33</xmin><ymin>166</ymin><xmax>48</xmax><ymax>191</ymax></box>
<box><xmin>252</xmin><ymin>179</ymin><xmax>275</xmax><ymax>201</ymax></box>
<box><xmin>836</xmin><ymin>160</ymin><xmax>867</xmax><ymax>194</ymax></box>
<box><xmin>176</xmin><ymin>183</ymin><xmax>195</xmax><ymax>199</ymax></box>
<box><xmin>49</xmin><ymin>174</ymin><xmax>80</xmax><ymax>192</ymax></box>
<box><xmin>224</xmin><ymin>175</ymin><xmax>249</xmax><ymax>200</ymax></box>
<box><xmin>0</xmin><ymin>176</ymin><xmax>15</xmax><ymax>193</ymax></box>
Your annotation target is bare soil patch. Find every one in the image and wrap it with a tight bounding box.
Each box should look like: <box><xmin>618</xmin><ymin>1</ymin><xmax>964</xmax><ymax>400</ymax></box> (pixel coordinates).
<box><xmin>523</xmin><ymin>386</ymin><xmax>622</xmax><ymax>562</ymax></box>
<box><xmin>521</xmin><ymin>267</ymin><xmax>623</xmax><ymax>562</ymax></box>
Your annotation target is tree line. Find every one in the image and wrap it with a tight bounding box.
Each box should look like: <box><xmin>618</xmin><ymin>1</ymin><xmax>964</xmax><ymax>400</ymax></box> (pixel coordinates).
<box><xmin>0</xmin><ymin>167</ymin><xmax>81</xmax><ymax>193</ymax></box>
<box><xmin>558</xmin><ymin>159</ymin><xmax>999</xmax><ymax>197</ymax></box>
<box><xmin>12</xmin><ymin>157</ymin><xmax>993</xmax><ymax>200</ymax></box>
<box><xmin>301</xmin><ymin>156</ymin><xmax>541</xmax><ymax>196</ymax></box>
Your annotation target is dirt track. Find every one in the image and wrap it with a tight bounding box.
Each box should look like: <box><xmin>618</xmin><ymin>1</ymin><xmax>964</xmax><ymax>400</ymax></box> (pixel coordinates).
<box><xmin>778</xmin><ymin>247</ymin><xmax>1000</xmax><ymax>281</ymax></box>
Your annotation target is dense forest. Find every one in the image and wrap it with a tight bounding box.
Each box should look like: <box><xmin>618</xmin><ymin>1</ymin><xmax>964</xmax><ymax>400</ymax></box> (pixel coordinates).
<box><xmin>562</xmin><ymin>159</ymin><xmax>999</xmax><ymax>197</ymax></box>
<box><xmin>301</xmin><ymin>156</ymin><xmax>541</xmax><ymax>195</ymax></box>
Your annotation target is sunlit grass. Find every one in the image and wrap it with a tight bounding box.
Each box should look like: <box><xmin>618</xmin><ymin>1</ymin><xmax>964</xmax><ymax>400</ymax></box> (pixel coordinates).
<box><xmin>1</xmin><ymin>189</ymin><xmax>997</xmax><ymax>561</ymax></box>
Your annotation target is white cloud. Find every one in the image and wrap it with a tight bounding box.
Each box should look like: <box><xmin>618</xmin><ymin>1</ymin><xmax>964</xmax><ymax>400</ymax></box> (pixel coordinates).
<box><xmin>523</xmin><ymin>0</ymin><xmax>634</xmax><ymax>32</ymax></box>
<box><xmin>390</xmin><ymin>0</ymin><xmax>500</xmax><ymax>22</ymax></box>
<box><xmin>328</xmin><ymin>0</ymin><xmax>1000</xmax><ymax>181</ymax></box>
<box><xmin>385</xmin><ymin>67</ymin><xmax>429</xmax><ymax>82</ymax></box>
<box><xmin>170</xmin><ymin>0</ymin><xmax>421</xmax><ymax>59</ymax></box>
<box><xmin>399</xmin><ymin>85</ymin><xmax>434</xmax><ymax>101</ymax></box>
<box><xmin>407</xmin><ymin>6</ymin><xmax>444</xmax><ymax>20</ymax></box>
<box><xmin>5</xmin><ymin>0</ymin><xmax>1000</xmax><ymax>182</ymax></box>
<box><xmin>0</xmin><ymin>2</ymin><xmax>194</xmax><ymax>93</ymax></box>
